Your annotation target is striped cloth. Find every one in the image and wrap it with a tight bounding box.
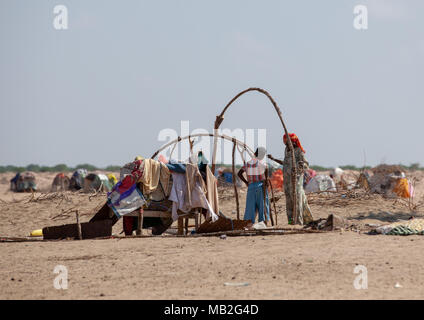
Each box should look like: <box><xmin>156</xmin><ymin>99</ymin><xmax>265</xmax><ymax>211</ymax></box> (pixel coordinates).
<box><xmin>376</xmin><ymin>218</ymin><xmax>424</xmax><ymax>235</ymax></box>
<box><xmin>243</xmin><ymin>158</ymin><xmax>267</xmax><ymax>183</ymax></box>
<box><xmin>107</xmin><ymin>182</ymin><xmax>146</xmax><ymax>218</ymax></box>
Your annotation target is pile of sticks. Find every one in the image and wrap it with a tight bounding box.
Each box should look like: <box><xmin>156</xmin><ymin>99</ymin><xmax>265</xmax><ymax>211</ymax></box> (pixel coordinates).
<box><xmin>51</xmin><ymin>207</ymin><xmax>79</xmax><ymax>221</ymax></box>
<box><xmin>307</xmin><ymin>188</ymin><xmax>376</xmax><ymax>207</ymax></box>
<box><xmin>27</xmin><ymin>192</ymin><xmax>72</xmax><ymax>205</ymax></box>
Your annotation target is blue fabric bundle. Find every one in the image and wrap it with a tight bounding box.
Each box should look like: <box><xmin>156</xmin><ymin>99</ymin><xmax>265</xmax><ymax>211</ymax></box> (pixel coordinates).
<box><xmin>166</xmin><ymin>160</ymin><xmax>187</xmax><ymax>173</ymax></box>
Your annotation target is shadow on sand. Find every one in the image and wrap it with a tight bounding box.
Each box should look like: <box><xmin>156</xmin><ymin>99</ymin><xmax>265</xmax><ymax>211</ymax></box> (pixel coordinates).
<box><xmin>349</xmin><ymin>210</ymin><xmax>423</xmax><ymax>223</ymax></box>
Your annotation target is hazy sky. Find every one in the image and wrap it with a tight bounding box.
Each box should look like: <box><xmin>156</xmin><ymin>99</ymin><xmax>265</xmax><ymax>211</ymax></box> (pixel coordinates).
<box><xmin>1</xmin><ymin>0</ymin><xmax>423</xmax><ymax>168</ymax></box>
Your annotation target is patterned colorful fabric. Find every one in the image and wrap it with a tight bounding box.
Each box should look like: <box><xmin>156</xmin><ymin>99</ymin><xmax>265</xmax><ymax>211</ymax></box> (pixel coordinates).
<box><xmin>376</xmin><ymin>219</ymin><xmax>424</xmax><ymax>235</ymax></box>
<box><xmin>107</xmin><ymin>181</ymin><xmax>146</xmax><ymax>218</ymax></box>
<box><xmin>283</xmin><ymin>133</ymin><xmax>305</xmax><ymax>153</ymax></box>
<box><xmin>107</xmin><ymin>159</ymin><xmax>148</xmax><ymax>217</ymax></box>
<box><xmin>283</xmin><ymin>147</ymin><xmax>313</xmax><ymax>225</ymax></box>
<box><xmin>243</xmin><ymin>158</ymin><xmax>267</xmax><ymax>183</ymax></box>
<box><xmin>119</xmin><ymin>159</ymin><xmax>144</xmax><ymax>183</ymax></box>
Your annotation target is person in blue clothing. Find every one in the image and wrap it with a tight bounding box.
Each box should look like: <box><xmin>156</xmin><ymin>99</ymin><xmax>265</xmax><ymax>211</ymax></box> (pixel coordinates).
<box><xmin>237</xmin><ymin>147</ymin><xmax>270</xmax><ymax>225</ymax></box>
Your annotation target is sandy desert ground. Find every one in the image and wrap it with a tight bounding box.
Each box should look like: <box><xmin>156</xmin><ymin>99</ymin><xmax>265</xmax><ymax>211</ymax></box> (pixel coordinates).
<box><xmin>1</xmin><ymin>171</ymin><xmax>424</xmax><ymax>300</ymax></box>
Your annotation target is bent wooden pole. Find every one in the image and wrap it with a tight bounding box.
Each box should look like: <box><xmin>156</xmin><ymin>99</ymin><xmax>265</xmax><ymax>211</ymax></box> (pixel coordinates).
<box><xmin>231</xmin><ymin>138</ymin><xmax>240</xmax><ymax>220</ymax></box>
<box><xmin>269</xmin><ymin>178</ymin><xmax>278</xmax><ymax>225</ymax></box>
<box><xmin>211</xmin><ymin>88</ymin><xmax>298</xmax><ymax>224</ymax></box>
<box><xmin>151</xmin><ymin>133</ymin><xmax>255</xmax><ymax>161</ymax></box>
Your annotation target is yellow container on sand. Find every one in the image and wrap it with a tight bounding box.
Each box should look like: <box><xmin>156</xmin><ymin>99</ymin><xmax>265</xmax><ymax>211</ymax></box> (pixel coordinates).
<box><xmin>30</xmin><ymin>229</ymin><xmax>43</xmax><ymax>237</ymax></box>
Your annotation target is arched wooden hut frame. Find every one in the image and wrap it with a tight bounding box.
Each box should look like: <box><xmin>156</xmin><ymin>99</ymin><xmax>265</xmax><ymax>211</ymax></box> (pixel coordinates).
<box><xmin>151</xmin><ymin>132</ymin><xmax>255</xmax><ymax>220</ymax></box>
<box><xmin>211</xmin><ymin>87</ymin><xmax>299</xmax><ymax>224</ymax></box>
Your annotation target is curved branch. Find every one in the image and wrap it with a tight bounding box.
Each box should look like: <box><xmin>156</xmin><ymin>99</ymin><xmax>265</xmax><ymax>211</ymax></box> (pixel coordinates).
<box><xmin>151</xmin><ymin>133</ymin><xmax>255</xmax><ymax>160</ymax></box>
<box><xmin>211</xmin><ymin>87</ymin><xmax>299</xmax><ymax>224</ymax></box>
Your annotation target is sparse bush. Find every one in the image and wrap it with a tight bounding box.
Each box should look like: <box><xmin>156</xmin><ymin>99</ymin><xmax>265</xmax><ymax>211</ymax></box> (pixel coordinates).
<box><xmin>339</xmin><ymin>165</ymin><xmax>358</xmax><ymax>170</ymax></box>
<box><xmin>310</xmin><ymin>165</ymin><xmax>331</xmax><ymax>171</ymax></box>
<box><xmin>104</xmin><ymin>165</ymin><xmax>121</xmax><ymax>172</ymax></box>
<box><xmin>75</xmin><ymin>163</ymin><xmax>98</xmax><ymax>171</ymax></box>
<box><xmin>51</xmin><ymin>164</ymin><xmax>70</xmax><ymax>172</ymax></box>
<box><xmin>409</xmin><ymin>163</ymin><xmax>420</xmax><ymax>170</ymax></box>
<box><xmin>26</xmin><ymin>164</ymin><xmax>41</xmax><ymax>172</ymax></box>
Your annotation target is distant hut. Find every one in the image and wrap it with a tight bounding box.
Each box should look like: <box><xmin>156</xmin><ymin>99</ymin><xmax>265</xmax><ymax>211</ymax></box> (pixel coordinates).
<box><xmin>69</xmin><ymin>169</ymin><xmax>87</xmax><ymax>191</ymax></box>
<box><xmin>10</xmin><ymin>172</ymin><xmax>37</xmax><ymax>192</ymax></box>
<box><xmin>83</xmin><ymin>173</ymin><xmax>113</xmax><ymax>193</ymax></box>
<box><xmin>362</xmin><ymin>164</ymin><xmax>413</xmax><ymax>198</ymax></box>
<box><xmin>51</xmin><ymin>173</ymin><xmax>70</xmax><ymax>192</ymax></box>
<box><xmin>368</xmin><ymin>164</ymin><xmax>404</xmax><ymax>195</ymax></box>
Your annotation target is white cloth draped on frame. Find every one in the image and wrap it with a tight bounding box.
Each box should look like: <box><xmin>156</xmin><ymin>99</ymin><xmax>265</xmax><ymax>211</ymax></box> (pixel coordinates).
<box><xmin>169</xmin><ymin>172</ymin><xmax>218</xmax><ymax>222</ymax></box>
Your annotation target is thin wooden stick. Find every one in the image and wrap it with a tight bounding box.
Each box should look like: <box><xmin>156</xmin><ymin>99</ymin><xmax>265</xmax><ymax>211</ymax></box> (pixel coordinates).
<box><xmin>195</xmin><ymin>210</ymin><xmax>199</xmax><ymax>231</ymax></box>
<box><xmin>0</xmin><ymin>227</ymin><xmax>330</xmax><ymax>242</ymax></box>
<box><xmin>136</xmin><ymin>208</ymin><xmax>143</xmax><ymax>235</ymax></box>
<box><xmin>231</xmin><ymin>139</ymin><xmax>240</xmax><ymax>220</ymax></box>
<box><xmin>191</xmin><ymin>228</ymin><xmax>327</xmax><ymax>237</ymax></box>
<box><xmin>185</xmin><ymin>217</ymin><xmax>189</xmax><ymax>235</ymax></box>
<box><xmin>168</xmin><ymin>136</ymin><xmax>180</xmax><ymax>159</ymax></box>
<box><xmin>178</xmin><ymin>217</ymin><xmax>184</xmax><ymax>235</ymax></box>
<box><xmin>151</xmin><ymin>133</ymin><xmax>254</xmax><ymax>160</ymax></box>
<box><xmin>269</xmin><ymin>179</ymin><xmax>278</xmax><ymax>225</ymax></box>
<box><xmin>75</xmin><ymin>210</ymin><xmax>82</xmax><ymax>240</ymax></box>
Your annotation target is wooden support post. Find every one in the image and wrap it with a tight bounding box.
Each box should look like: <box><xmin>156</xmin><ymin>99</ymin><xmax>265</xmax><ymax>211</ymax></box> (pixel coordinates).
<box><xmin>136</xmin><ymin>208</ymin><xmax>143</xmax><ymax>235</ymax></box>
<box><xmin>232</xmin><ymin>139</ymin><xmax>240</xmax><ymax>220</ymax></box>
<box><xmin>75</xmin><ymin>210</ymin><xmax>82</xmax><ymax>240</ymax></box>
<box><xmin>178</xmin><ymin>217</ymin><xmax>184</xmax><ymax>235</ymax></box>
<box><xmin>184</xmin><ymin>217</ymin><xmax>189</xmax><ymax>235</ymax></box>
<box><xmin>195</xmin><ymin>210</ymin><xmax>199</xmax><ymax>232</ymax></box>
<box><xmin>269</xmin><ymin>180</ymin><xmax>278</xmax><ymax>225</ymax></box>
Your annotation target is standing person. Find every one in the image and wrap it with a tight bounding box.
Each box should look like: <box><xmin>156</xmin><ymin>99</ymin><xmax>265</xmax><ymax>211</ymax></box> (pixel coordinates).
<box><xmin>268</xmin><ymin>133</ymin><xmax>313</xmax><ymax>225</ymax></box>
<box><xmin>237</xmin><ymin>147</ymin><xmax>270</xmax><ymax>225</ymax></box>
